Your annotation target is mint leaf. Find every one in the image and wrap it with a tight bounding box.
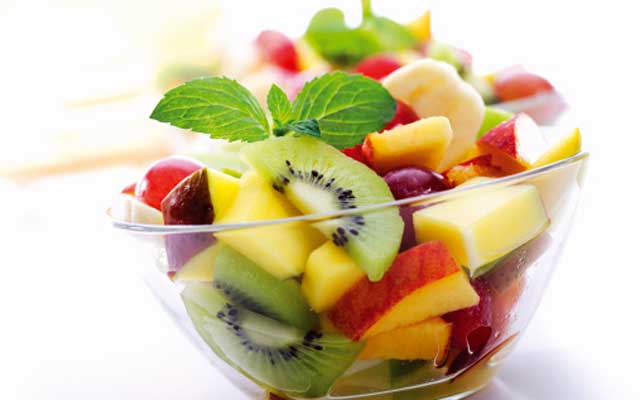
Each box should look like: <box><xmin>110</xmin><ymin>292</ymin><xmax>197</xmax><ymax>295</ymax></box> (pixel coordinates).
<box><xmin>150</xmin><ymin>77</ymin><xmax>270</xmax><ymax>142</ymax></box>
<box><xmin>287</xmin><ymin>119</ymin><xmax>321</xmax><ymax>137</ymax></box>
<box><xmin>304</xmin><ymin>5</ymin><xmax>417</xmax><ymax>66</ymax></box>
<box><xmin>305</xmin><ymin>8</ymin><xmax>379</xmax><ymax>66</ymax></box>
<box><xmin>291</xmin><ymin>72</ymin><xmax>396</xmax><ymax>149</ymax></box>
<box><xmin>267</xmin><ymin>84</ymin><xmax>292</xmax><ymax>127</ymax></box>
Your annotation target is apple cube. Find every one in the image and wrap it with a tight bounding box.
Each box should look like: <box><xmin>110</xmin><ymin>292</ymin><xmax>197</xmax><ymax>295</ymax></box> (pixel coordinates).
<box><xmin>359</xmin><ymin>318</ymin><xmax>451</xmax><ymax>363</ymax></box>
<box><xmin>533</xmin><ymin>128</ymin><xmax>582</xmax><ymax>168</ymax></box>
<box><xmin>302</xmin><ymin>242</ymin><xmax>366</xmax><ymax>312</ymax></box>
<box><xmin>413</xmin><ymin>184</ymin><xmax>549</xmax><ymax>273</ymax></box>
<box><xmin>363</xmin><ymin>117</ymin><xmax>452</xmax><ymax>174</ymax></box>
<box><xmin>328</xmin><ymin>241</ymin><xmax>479</xmax><ymax>340</ymax></box>
<box><xmin>216</xmin><ymin>172</ymin><xmax>324</xmax><ymax>279</ymax></box>
<box><xmin>477</xmin><ymin>113</ymin><xmax>548</xmax><ymax>174</ymax></box>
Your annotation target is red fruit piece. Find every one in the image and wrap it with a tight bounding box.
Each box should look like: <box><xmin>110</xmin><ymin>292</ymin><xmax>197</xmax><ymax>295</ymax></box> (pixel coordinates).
<box><xmin>121</xmin><ymin>182</ymin><xmax>136</xmax><ymax>195</ymax></box>
<box><xmin>135</xmin><ymin>157</ymin><xmax>202</xmax><ymax>210</ymax></box>
<box><xmin>384</xmin><ymin>101</ymin><xmax>420</xmax><ymax>130</ymax></box>
<box><xmin>494</xmin><ymin>68</ymin><xmax>554</xmax><ymax>102</ymax></box>
<box><xmin>355</xmin><ymin>54</ymin><xmax>402</xmax><ymax>80</ymax></box>
<box><xmin>255</xmin><ymin>30</ymin><xmax>299</xmax><ymax>72</ymax></box>
<box><xmin>342</xmin><ymin>144</ymin><xmax>368</xmax><ymax>165</ymax></box>
<box><xmin>383</xmin><ymin>167</ymin><xmax>450</xmax><ymax>200</ymax></box>
<box><xmin>443</xmin><ymin>279</ymin><xmax>493</xmax><ymax>352</ymax></box>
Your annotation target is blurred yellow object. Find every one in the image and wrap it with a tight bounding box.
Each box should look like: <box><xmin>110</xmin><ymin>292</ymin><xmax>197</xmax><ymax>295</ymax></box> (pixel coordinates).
<box><xmin>407</xmin><ymin>10</ymin><xmax>431</xmax><ymax>42</ymax></box>
<box><xmin>296</xmin><ymin>39</ymin><xmax>331</xmax><ymax>71</ymax></box>
<box><xmin>533</xmin><ymin>128</ymin><xmax>582</xmax><ymax>168</ymax></box>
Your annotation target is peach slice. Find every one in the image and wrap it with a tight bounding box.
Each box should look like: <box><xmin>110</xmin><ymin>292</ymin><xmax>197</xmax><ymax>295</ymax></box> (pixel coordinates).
<box><xmin>360</xmin><ymin>318</ymin><xmax>451</xmax><ymax>363</ymax></box>
<box><xmin>328</xmin><ymin>241</ymin><xmax>479</xmax><ymax>340</ymax></box>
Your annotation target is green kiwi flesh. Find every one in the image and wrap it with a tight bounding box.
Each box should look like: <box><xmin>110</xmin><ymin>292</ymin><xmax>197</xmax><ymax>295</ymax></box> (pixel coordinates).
<box><xmin>241</xmin><ymin>136</ymin><xmax>403</xmax><ymax>281</ymax></box>
<box><xmin>181</xmin><ymin>283</ymin><xmax>364</xmax><ymax>398</ymax></box>
<box><xmin>213</xmin><ymin>245</ymin><xmax>318</xmax><ymax>331</ymax></box>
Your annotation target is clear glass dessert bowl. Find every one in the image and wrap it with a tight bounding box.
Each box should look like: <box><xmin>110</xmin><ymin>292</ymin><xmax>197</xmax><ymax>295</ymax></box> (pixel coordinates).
<box><xmin>110</xmin><ymin>152</ymin><xmax>588</xmax><ymax>400</ymax></box>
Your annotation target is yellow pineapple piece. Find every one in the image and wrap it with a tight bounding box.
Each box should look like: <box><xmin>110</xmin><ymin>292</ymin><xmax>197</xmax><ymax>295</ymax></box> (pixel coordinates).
<box><xmin>360</xmin><ymin>318</ymin><xmax>451</xmax><ymax>363</ymax></box>
<box><xmin>413</xmin><ymin>184</ymin><xmax>549</xmax><ymax>273</ymax></box>
<box><xmin>216</xmin><ymin>172</ymin><xmax>324</xmax><ymax>279</ymax></box>
<box><xmin>406</xmin><ymin>10</ymin><xmax>431</xmax><ymax>42</ymax></box>
<box><xmin>533</xmin><ymin>128</ymin><xmax>582</xmax><ymax>168</ymax></box>
<box><xmin>302</xmin><ymin>242</ymin><xmax>366</xmax><ymax>312</ymax></box>
<box><xmin>206</xmin><ymin>168</ymin><xmax>241</xmax><ymax>218</ymax></box>
<box><xmin>364</xmin><ymin>117</ymin><xmax>452</xmax><ymax>174</ymax></box>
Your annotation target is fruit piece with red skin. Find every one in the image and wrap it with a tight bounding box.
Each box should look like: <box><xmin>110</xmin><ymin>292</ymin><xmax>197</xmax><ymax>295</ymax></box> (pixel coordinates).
<box><xmin>443</xmin><ymin>154</ymin><xmax>505</xmax><ymax>187</ymax></box>
<box><xmin>442</xmin><ymin>280</ymin><xmax>493</xmax><ymax>351</ymax></box>
<box><xmin>494</xmin><ymin>69</ymin><xmax>554</xmax><ymax>102</ymax></box>
<box><xmin>121</xmin><ymin>182</ymin><xmax>136</xmax><ymax>195</ymax></box>
<box><xmin>355</xmin><ymin>54</ymin><xmax>402</xmax><ymax>80</ymax></box>
<box><xmin>384</xmin><ymin>100</ymin><xmax>419</xmax><ymax>130</ymax></box>
<box><xmin>477</xmin><ymin>113</ymin><xmax>547</xmax><ymax>174</ymax></box>
<box><xmin>341</xmin><ymin>144</ymin><xmax>368</xmax><ymax>165</ymax></box>
<box><xmin>255</xmin><ymin>30</ymin><xmax>299</xmax><ymax>72</ymax></box>
<box><xmin>135</xmin><ymin>157</ymin><xmax>203</xmax><ymax>210</ymax></box>
<box><xmin>383</xmin><ymin>167</ymin><xmax>450</xmax><ymax>200</ymax></box>
<box><xmin>328</xmin><ymin>241</ymin><xmax>479</xmax><ymax>340</ymax></box>
<box><xmin>160</xmin><ymin>168</ymin><xmax>215</xmax><ymax>273</ymax></box>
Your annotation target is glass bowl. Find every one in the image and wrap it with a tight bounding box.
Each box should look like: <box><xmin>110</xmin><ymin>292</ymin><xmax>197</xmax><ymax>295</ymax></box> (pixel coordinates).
<box><xmin>110</xmin><ymin>152</ymin><xmax>588</xmax><ymax>400</ymax></box>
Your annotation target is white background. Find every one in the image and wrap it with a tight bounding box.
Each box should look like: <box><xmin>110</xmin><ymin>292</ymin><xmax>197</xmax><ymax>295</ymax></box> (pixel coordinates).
<box><xmin>1</xmin><ymin>0</ymin><xmax>639</xmax><ymax>399</ymax></box>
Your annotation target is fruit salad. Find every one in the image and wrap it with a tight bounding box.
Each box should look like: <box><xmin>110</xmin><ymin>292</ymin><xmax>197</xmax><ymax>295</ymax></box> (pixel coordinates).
<box><xmin>110</xmin><ymin>3</ymin><xmax>586</xmax><ymax>399</ymax></box>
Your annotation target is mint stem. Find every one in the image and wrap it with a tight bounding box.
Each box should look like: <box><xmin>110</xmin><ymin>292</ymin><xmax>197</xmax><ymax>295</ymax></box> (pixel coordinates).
<box><xmin>361</xmin><ymin>0</ymin><xmax>372</xmax><ymax>18</ymax></box>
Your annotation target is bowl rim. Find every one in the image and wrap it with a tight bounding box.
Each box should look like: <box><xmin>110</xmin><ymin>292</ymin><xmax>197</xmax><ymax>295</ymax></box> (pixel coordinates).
<box><xmin>109</xmin><ymin>152</ymin><xmax>589</xmax><ymax>234</ymax></box>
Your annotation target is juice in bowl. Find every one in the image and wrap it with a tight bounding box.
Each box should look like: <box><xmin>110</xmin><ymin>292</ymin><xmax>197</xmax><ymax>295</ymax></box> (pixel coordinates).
<box><xmin>110</xmin><ymin>2</ymin><xmax>586</xmax><ymax>399</ymax></box>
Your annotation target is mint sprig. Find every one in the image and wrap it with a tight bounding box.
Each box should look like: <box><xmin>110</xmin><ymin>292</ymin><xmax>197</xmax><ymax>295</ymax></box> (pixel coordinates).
<box><xmin>304</xmin><ymin>1</ymin><xmax>417</xmax><ymax>66</ymax></box>
<box><xmin>151</xmin><ymin>72</ymin><xmax>396</xmax><ymax>149</ymax></box>
<box><xmin>150</xmin><ymin>77</ymin><xmax>270</xmax><ymax>142</ymax></box>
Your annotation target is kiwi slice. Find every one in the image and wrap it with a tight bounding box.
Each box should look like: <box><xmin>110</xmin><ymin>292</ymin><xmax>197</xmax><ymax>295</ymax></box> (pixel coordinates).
<box><xmin>214</xmin><ymin>245</ymin><xmax>318</xmax><ymax>331</ymax></box>
<box><xmin>181</xmin><ymin>283</ymin><xmax>364</xmax><ymax>398</ymax></box>
<box><xmin>241</xmin><ymin>136</ymin><xmax>403</xmax><ymax>281</ymax></box>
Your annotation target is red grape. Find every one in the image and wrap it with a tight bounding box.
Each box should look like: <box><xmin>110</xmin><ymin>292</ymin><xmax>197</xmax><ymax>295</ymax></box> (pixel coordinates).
<box><xmin>255</xmin><ymin>30</ymin><xmax>299</xmax><ymax>72</ymax></box>
<box><xmin>341</xmin><ymin>144</ymin><xmax>368</xmax><ymax>165</ymax></box>
<box><xmin>355</xmin><ymin>54</ymin><xmax>402</xmax><ymax>80</ymax></box>
<box><xmin>398</xmin><ymin>205</ymin><xmax>425</xmax><ymax>251</ymax></box>
<box><xmin>383</xmin><ymin>167</ymin><xmax>450</xmax><ymax>200</ymax></box>
<box><xmin>135</xmin><ymin>157</ymin><xmax>202</xmax><ymax>210</ymax></box>
<box><xmin>384</xmin><ymin>101</ymin><xmax>420</xmax><ymax>130</ymax></box>
<box><xmin>494</xmin><ymin>69</ymin><xmax>554</xmax><ymax>102</ymax></box>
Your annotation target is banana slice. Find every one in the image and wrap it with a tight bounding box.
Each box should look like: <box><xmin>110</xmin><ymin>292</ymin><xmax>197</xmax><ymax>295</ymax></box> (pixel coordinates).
<box><xmin>383</xmin><ymin>59</ymin><xmax>485</xmax><ymax>171</ymax></box>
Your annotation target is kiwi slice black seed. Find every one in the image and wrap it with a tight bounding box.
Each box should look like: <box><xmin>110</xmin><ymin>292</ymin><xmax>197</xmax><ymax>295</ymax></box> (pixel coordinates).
<box><xmin>241</xmin><ymin>136</ymin><xmax>403</xmax><ymax>281</ymax></box>
<box><xmin>181</xmin><ymin>283</ymin><xmax>364</xmax><ymax>398</ymax></box>
<box><xmin>213</xmin><ymin>245</ymin><xmax>318</xmax><ymax>331</ymax></box>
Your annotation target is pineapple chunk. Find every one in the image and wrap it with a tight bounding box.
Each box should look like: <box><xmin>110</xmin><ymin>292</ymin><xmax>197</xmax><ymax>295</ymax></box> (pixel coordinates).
<box><xmin>364</xmin><ymin>117</ymin><xmax>452</xmax><ymax>174</ymax></box>
<box><xmin>360</xmin><ymin>318</ymin><xmax>451</xmax><ymax>363</ymax></box>
<box><xmin>216</xmin><ymin>172</ymin><xmax>324</xmax><ymax>279</ymax></box>
<box><xmin>414</xmin><ymin>184</ymin><xmax>549</xmax><ymax>273</ymax></box>
<box><xmin>206</xmin><ymin>169</ymin><xmax>241</xmax><ymax>218</ymax></box>
<box><xmin>302</xmin><ymin>242</ymin><xmax>366</xmax><ymax>312</ymax></box>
